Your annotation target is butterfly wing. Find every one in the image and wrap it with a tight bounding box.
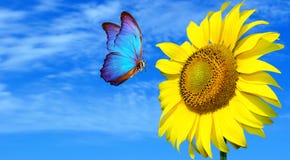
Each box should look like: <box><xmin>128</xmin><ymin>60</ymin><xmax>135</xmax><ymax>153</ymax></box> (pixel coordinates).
<box><xmin>101</xmin><ymin>12</ymin><xmax>143</xmax><ymax>86</ymax></box>
<box><xmin>100</xmin><ymin>52</ymin><xmax>137</xmax><ymax>85</ymax></box>
<box><xmin>114</xmin><ymin>11</ymin><xmax>142</xmax><ymax>60</ymax></box>
<box><xmin>102</xmin><ymin>22</ymin><xmax>120</xmax><ymax>52</ymax></box>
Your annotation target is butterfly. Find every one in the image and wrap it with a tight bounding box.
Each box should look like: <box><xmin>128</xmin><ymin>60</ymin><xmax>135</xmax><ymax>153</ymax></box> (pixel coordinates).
<box><xmin>100</xmin><ymin>11</ymin><xmax>145</xmax><ymax>86</ymax></box>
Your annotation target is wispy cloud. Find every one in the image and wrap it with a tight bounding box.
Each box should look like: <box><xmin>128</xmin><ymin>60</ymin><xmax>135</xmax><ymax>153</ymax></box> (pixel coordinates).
<box><xmin>80</xmin><ymin>1</ymin><xmax>121</xmax><ymax>22</ymax></box>
<box><xmin>0</xmin><ymin>84</ymin><xmax>11</xmax><ymax>97</ymax></box>
<box><xmin>280</xmin><ymin>113</ymin><xmax>290</xmax><ymax>119</ymax></box>
<box><xmin>245</xmin><ymin>0</ymin><xmax>290</xmax><ymax>23</ymax></box>
<box><xmin>0</xmin><ymin>80</ymin><xmax>160</xmax><ymax>134</ymax></box>
<box><xmin>0</xmin><ymin>0</ymin><xmax>221</xmax><ymax>71</ymax></box>
<box><xmin>45</xmin><ymin>68</ymin><xmax>85</xmax><ymax>79</ymax></box>
<box><xmin>1</xmin><ymin>0</ymin><xmax>289</xmax><ymax>71</ymax></box>
<box><xmin>34</xmin><ymin>0</ymin><xmax>63</xmax><ymax>12</ymax></box>
<box><xmin>0</xmin><ymin>0</ymin><xmax>121</xmax><ymax>71</ymax></box>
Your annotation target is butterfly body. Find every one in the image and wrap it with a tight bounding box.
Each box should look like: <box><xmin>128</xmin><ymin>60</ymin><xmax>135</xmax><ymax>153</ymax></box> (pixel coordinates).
<box><xmin>100</xmin><ymin>12</ymin><xmax>144</xmax><ymax>86</ymax></box>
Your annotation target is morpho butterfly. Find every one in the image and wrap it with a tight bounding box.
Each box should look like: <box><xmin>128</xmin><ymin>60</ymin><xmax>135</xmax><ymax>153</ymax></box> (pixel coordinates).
<box><xmin>100</xmin><ymin>11</ymin><xmax>145</xmax><ymax>86</ymax></box>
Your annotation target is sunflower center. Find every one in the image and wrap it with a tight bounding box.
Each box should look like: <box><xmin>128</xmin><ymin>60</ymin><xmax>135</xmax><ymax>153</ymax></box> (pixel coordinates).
<box><xmin>179</xmin><ymin>44</ymin><xmax>238</xmax><ymax>114</ymax></box>
<box><xmin>187</xmin><ymin>61</ymin><xmax>211</xmax><ymax>91</ymax></box>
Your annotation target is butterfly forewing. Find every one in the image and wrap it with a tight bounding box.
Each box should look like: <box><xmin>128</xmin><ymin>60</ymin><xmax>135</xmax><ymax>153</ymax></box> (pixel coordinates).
<box><xmin>114</xmin><ymin>12</ymin><xmax>142</xmax><ymax>60</ymax></box>
<box><xmin>102</xmin><ymin>22</ymin><xmax>120</xmax><ymax>52</ymax></box>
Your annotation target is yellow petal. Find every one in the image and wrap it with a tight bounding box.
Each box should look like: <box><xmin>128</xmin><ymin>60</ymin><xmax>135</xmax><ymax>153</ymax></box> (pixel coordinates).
<box><xmin>236</xmin><ymin>90</ymin><xmax>277</xmax><ymax>117</ymax></box>
<box><xmin>188</xmin><ymin>142</ymin><xmax>195</xmax><ymax>159</ymax></box>
<box><xmin>163</xmin><ymin>73</ymin><xmax>179</xmax><ymax>80</ymax></box>
<box><xmin>229</xmin><ymin>141</ymin><xmax>241</xmax><ymax>149</ymax></box>
<box><xmin>209</xmin><ymin>10</ymin><xmax>222</xmax><ymax>44</ymax></box>
<box><xmin>159</xmin><ymin>79</ymin><xmax>179</xmax><ymax>99</ymax></box>
<box><xmin>221</xmin><ymin>3</ymin><xmax>243</xmax><ymax>50</ymax></box>
<box><xmin>172</xmin><ymin>104</ymin><xmax>197</xmax><ymax>152</ymax></box>
<box><xmin>252</xmin><ymin>113</ymin><xmax>273</xmax><ymax>125</ymax></box>
<box><xmin>261</xmin><ymin>96</ymin><xmax>281</xmax><ymax>108</ymax></box>
<box><xmin>235</xmin><ymin>9</ymin><xmax>256</xmax><ymax>36</ymax></box>
<box><xmin>195</xmin><ymin>134</ymin><xmax>208</xmax><ymax>158</ymax></box>
<box><xmin>159</xmin><ymin>99</ymin><xmax>181</xmax><ymax>123</ymax></box>
<box><xmin>208</xmin><ymin>1</ymin><xmax>230</xmax><ymax>44</ymax></box>
<box><xmin>237</xmin><ymin>32</ymin><xmax>282</xmax><ymax>59</ymax></box>
<box><xmin>215</xmin><ymin>107</ymin><xmax>247</xmax><ymax>147</ymax></box>
<box><xmin>181</xmin><ymin>41</ymin><xmax>195</xmax><ymax>57</ymax></box>
<box><xmin>160</xmin><ymin>92</ymin><xmax>180</xmax><ymax>111</ymax></box>
<box><xmin>200</xmin><ymin>14</ymin><xmax>210</xmax><ymax>44</ymax></box>
<box><xmin>196</xmin><ymin>113</ymin><xmax>213</xmax><ymax>158</ymax></box>
<box><xmin>220</xmin><ymin>1</ymin><xmax>231</xmax><ymax>11</ymax></box>
<box><xmin>187</xmin><ymin>114</ymin><xmax>200</xmax><ymax>142</ymax></box>
<box><xmin>212</xmin><ymin>112</ymin><xmax>229</xmax><ymax>152</ymax></box>
<box><xmin>238</xmin><ymin>43</ymin><xmax>284</xmax><ymax>60</ymax></box>
<box><xmin>159</xmin><ymin>79</ymin><xmax>179</xmax><ymax>93</ymax></box>
<box><xmin>237</xmin><ymin>59</ymin><xmax>281</xmax><ymax>74</ymax></box>
<box><xmin>229</xmin><ymin>96</ymin><xmax>263</xmax><ymax>128</ymax></box>
<box><xmin>187</xmin><ymin>21</ymin><xmax>207</xmax><ymax>48</ymax></box>
<box><xmin>156</xmin><ymin>59</ymin><xmax>183</xmax><ymax>74</ymax></box>
<box><xmin>160</xmin><ymin>102</ymin><xmax>195</xmax><ymax>152</ymax></box>
<box><xmin>156</xmin><ymin>42</ymin><xmax>189</xmax><ymax>62</ymax></box>
<box><xmin>237</xmin><ymin>79</ymin><xmax>279</xmax><ymax>101</ymax></box>
<box><xmin>234</xmin><ymin>32</ymin><xmax>276</xmax><ymax>56</ymax></box>
<box><xmin>242</xmin><ymin>124</ymin><xmax>266</xmax><ymax>137</ymax></box>
<box><xmin>159</xmin><ymin>102</ymin><xmax>180</xmax><ymax>137</ymax></box>
<box><xmin>239</xmin><ymin>9</ymin><xmax>256</xmax><ymax>26</ymax></box>
<box><xmin>159</xmin><ymin>80</ymin><xmax>181</xmax><ymax>110</ymax></box>
<box><xmin>161</xmin><ymin>103</ymin><xmax>185</xmax><ymax>147</ymax></box>
<box><xmin>239</xmin><ymin>20</ymin><xmax>269</xmax><ymax>38</ymax></box>
<box><xmin>239</xmin><ymin>71</ymin><xmax>281</xmax><ymax>89</ymax></box>
<box><xmin>260</xmin><ymin>31</ymin><xmax>280</xmax><ymax>41</ymax></box>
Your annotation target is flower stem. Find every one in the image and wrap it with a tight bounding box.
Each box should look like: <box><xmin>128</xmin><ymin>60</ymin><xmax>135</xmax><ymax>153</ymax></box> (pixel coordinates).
<box><xmin>220</xmin><ymin>151</ymin><xmax>227</xmax><ymax>160</ymax></box>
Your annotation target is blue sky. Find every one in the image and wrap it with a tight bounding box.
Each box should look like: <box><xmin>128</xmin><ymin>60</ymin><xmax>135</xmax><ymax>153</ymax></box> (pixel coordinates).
<box><xmin>0</xmin><ymin>0</ymin><xmax>289</xmax><ymax>159</ymax></box>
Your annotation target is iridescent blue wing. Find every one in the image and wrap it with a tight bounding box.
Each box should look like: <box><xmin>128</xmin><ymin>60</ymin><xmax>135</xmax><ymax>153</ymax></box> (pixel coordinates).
<box><xmin>102</xmin><ymin>22</ymin><xmax>120</xmax><ymax>52</ymax></box>
<box><xmin>113</xmin><ymin>11</ymin><xmax>142</xmax><ymax>60</ymax></box>
<box><xmin>101</xmin><ymin>11</ymin><xmax>143</xmax><ymax>86</ymax></box>
<box><xmin>100</xmin><ymin>52</ymin><xmax>137</xmax><ymax>85</ymax></box>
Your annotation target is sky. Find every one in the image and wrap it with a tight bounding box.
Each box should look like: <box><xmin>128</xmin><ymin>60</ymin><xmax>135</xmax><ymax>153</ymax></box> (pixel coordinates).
<box><xmin>0</xmin><ymin>0</ymin><xmax>289</xmax><ymax>159</ymax></box>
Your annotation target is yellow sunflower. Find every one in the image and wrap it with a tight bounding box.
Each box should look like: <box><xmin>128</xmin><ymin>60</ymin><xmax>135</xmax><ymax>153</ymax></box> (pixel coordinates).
<box><xmin>155</xmin><ymin>1</ymin><xmax>284</xmax><ymax>159</ymax></box>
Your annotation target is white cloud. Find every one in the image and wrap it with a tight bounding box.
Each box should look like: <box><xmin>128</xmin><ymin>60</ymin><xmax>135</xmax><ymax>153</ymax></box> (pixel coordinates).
<box><xmin>0</xmin><ymin>9</ymin><xmax>27</xmax><ymax>21</ymax></box>
<box><xmin>0</xmin><ymin>80</ymin><xmax>160</xmax><ymax>135</ymax></box>
<box><xmin>45</xmin><ymin>68</ymin><xmax>85</xmax><ymax>79</ymax></box>
<box><xmin>0</xmin><ymin>33</ymin><xmax>92</xmax><ymax>70</ymax></box>
<box><xmin>0</xmin><ymin>0</ymin><xmax>218</xmax><ymax>71</ymax></box>
<box><xmin>34</xmin><ymin>0</ymin><xmax>62</xmax><ymax>11</ymax></box>
<box><xmin>0</xmin><ymin>9</ymin><xmax>28</xmax><ymax>35</ymax></box>
<box><xmin>80</xmin><ymin>1</ymin><xmax>121</xmax><ymax>22</ymax></box>
<box><xmin>0</xmin><ymin>84</ymin><xmax>11</xmax><ymax>97</ymax></box>
<box><xmin>1</xmin><ymin>0</ymin><xmax>289</xmax><ymax>71</ymax></box>
<box><xmin>245</xmin><ymin>0</ymin><xmax>290</xmax><ymax>23</ymax></box>
<box><xmin>0</xmin><ymin>0</ymin><xmax>121</xmax><ymax>71</ymax></box>
<box><xmin>128</xmin><ymin>0</ymin><xmax>208</xmax><ymax>43</ymax></box>
<box><xmin>280</xmin><ymin>113</ymin><xmax>290</xmax><ymax>119</ymax></box>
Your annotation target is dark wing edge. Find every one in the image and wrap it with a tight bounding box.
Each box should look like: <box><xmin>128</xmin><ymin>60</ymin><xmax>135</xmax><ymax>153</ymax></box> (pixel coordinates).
<box><xmin>120</xmin><ymin>11</ymin><xmax>142</xmax><ymax>40</ymax></box>
<box><xmin>108</xmin><ymin>67</ymin><xmax>138</xmax><ymax>86</ymax></box>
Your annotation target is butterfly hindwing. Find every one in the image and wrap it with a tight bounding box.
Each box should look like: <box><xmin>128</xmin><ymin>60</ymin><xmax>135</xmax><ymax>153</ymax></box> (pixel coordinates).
<box><xmin>100</xmin><ymin>52</ymin><xmax>136</xmax><ymax>85</ymax></box>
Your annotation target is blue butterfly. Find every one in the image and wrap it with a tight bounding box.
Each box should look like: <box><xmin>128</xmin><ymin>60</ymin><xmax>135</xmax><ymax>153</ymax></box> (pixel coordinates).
<box><xmin>101</xmin><ymin>11</ymin><xmax>145</xmax><ymax>86</ymax></box>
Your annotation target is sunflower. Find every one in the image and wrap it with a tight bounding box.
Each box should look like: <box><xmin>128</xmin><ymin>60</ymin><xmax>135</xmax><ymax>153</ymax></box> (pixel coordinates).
<box><xmin>155</xmin><ymin>1</ymin><xmax>283</xmax><ymax>159</ymax></box>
